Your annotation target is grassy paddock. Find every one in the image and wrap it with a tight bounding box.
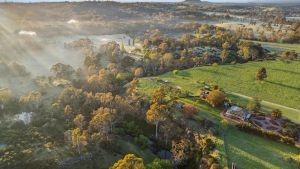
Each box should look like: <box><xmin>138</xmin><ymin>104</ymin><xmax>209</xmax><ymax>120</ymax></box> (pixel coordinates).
<box><xmin>177</xmin><ymin>99</ymin><xmax>300</xmax><ymax>169</ymax></box>
<box><xmin>139</xmin><ymin>60</ymin><xmax>300</xmax><ymax>123</ymax></box>
<box><xmin>138</xmin><ymin>60</ymin><xmax>300</xmax><ymax>168</ymax></box>
<box><xmin>247</xmin><ymin>40</ymin><xmax>300</xmax><ymax>54</ymax></box>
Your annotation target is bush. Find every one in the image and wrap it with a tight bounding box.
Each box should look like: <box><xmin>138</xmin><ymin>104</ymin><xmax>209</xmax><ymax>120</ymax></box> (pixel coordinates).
<box><xmin>271</xmin><ymin>109</ymin><xmax>282</xmax><ymax>119</ymax></box>
<box><xmin>173</xmin><ymin>70</ymin><xmax>179</xmax><ymax>75</ymax></box>
<box><xmin>146</xmin><ymin>158</ymin><xmax>172</xmax><ymax>169</ymax></box>
<box><xmin>182</xmin><ymin>104</ymin><xmax>198</xmax><ymax>118</ymax></box>
<box><xmin>124</xmin><ymin>121</ymin><xmax>143</xmax><ymax>137</ymax></box>
<box><xmin>237</xmin><ymin>123</ymin><xmax>295</xmax><ymax>145</ymax></box>
<box><xmin>134</xmin><ymin>135</ymin><xmax>148</xmax><ymax>149</ymax></box>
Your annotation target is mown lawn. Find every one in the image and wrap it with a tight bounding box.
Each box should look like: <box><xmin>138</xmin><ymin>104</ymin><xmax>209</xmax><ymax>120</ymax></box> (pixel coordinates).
<box><xmin>139</xmin><ymin>60</ymin><xmax>300</xmax><ymax>123</ymax></box>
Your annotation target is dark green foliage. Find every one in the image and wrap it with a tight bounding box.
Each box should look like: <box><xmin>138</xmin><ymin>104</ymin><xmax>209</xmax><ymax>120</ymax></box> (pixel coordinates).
<box><xmin>134</xmin><ymin>135</ymin><xmax>148</xmax><ymax>150</ymax></box>
<box><xmin>256</xmin><ymin>67</ymin><xmax>267</xmax><ymax>81</ymax></box>
<box><xmin>124</xmin><ymin>121</ymin><xmax>143</xmax><ymax>137</ymax></box>
<box><xmin>146</xmin><ymin>158</ymin><xmax>173</xmax><ymax>169</ymax></box>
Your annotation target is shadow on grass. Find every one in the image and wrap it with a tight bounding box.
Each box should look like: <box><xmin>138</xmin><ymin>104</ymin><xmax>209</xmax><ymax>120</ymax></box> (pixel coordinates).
<box><xmin>267</xmin><ymin>68</ymin><xmax>300</xmax><ymax>76</ymax></box>
<box><xmin>199</xmin><ymin>68</ymin><xmax>229</xmax><ymax>76</ymax></box>
<box><xmin>265</xmin><ymin>80</ymin><xmax>300</xmax><ymax>91</ymax></box>
<box><xmin>225</xmin><ymin>127</ymin><xmax>299</xmax><ymax>169</ymax></box>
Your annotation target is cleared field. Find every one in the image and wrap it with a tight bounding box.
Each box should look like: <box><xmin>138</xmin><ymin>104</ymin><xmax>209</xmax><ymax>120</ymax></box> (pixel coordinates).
<box><xmin>139</xmin><ymin>60</ymin><xmax>300</xmax><ymax>123</ymax></box>
<box><xmin>172</xmin><ymin>98</ymin><xmax>300</xmax><ymax>169</ymax></box>
<box><xmin>249</xmin><ymin>40</ymin><xmax>300</xmax><ymax>54</ymax></box>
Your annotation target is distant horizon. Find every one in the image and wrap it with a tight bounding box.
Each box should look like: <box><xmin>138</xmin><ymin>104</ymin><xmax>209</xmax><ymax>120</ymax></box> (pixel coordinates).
<box><xmin>0</xmin><ymin>0</ymin><xmax>299</xmax><ymax>4</ymax></box>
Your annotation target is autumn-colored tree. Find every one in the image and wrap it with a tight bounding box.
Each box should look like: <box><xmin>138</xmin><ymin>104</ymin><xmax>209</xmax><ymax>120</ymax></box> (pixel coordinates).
<box><xmin>64</xmin><ymin>105</ymin><xmax>73</xmax><ymax>116</ymax></box>
<box><xmin>161</xmin><ymin>53</ymin><xmax>174</xmax><ymax>68</ymax></box>
<box><xmin>256</xmin><ymin>67</ymin><xmax>267</xmax><ymax>81</ymax></box>
<box><xmin>89</xmin><ymin>107</ymin><xmax>119</xmax><ymax>134</ymax></box>
<box><xmin>171</xmin><ymin>138</ymin><xmax>193</xmax><ymax>166</ymax></box>
<box><xmin>222</xmin><ymin>41</ymin><xmax>230</xmax><ymax>50</ymax></box>
<box><xmin>126</xmin><ymin>79</ymin><xmax>139</xmax><ymax>96</ymax></box>
<box><xmin>74</xmin><ymin>114</ymin><xmax>85</xmax><ymax>129</ymax></box>
<box><xmin>182</xmin><ymin>104</ymin><xmax>198</xmax><ymax>118</ymax></box>
<box><xmin>19</xmin><ymin>91</ymin><xmax>42</xmax><ymax>111</ymax></box>
<box><xmin>110</xmin><ymin>154</ymin><xmax>145</xmax><ymax>169</ymax></box>
<box><xmin>134</xmin><ymin>67</ymin><xmax>144</xmax><ymax>77</ymax></box>
<box><xmin>206</xmin><ymin>90</ymin><xmax>226</xmax><ymax>107</ymax></box>
<box><xmin>271</xmin><ymin>109</ymin><xmax>282</xmax><ymax>119</ymax></box>
<box><xmin>72</xmin><ymin>128</ymin><xmax>88</xmax><ymax>155</ymax></box>
<box><xmin>50</xmin><ymin>63</ymin><xmax>75</xmax><ymax>80</ymax></box>
<box><xmin>146</xmin><ymin>103</ymin><xmax>167</xmax><ymax>139</ymax></box>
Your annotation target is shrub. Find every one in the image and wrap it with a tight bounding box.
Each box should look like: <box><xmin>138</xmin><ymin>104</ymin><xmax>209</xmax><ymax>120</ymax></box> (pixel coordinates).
<box><xmin>134</xmin><ymin>135</ymin><xmax>148</xmax><ymax>149</ymax></box>
<box><xmin>124</xmin><ymin>121</ymin><xmax>143</xmax><ymax>137</ymax></box>
<box><xmin>173</xmin><ymin>70</ymin><xmax>179</xmax><ymax>75</ymax></box>
<box><xmin>237</xmin><ymin>123</ymin><xmax>295</xmax><ymax>145</ymax></box>
<box><xmin>146</xmin><ymin>158</ymin><xmax>172</xmax><ymax>169</ymax></box>
<box><xmin>182</xmin><ymin>104</ymin><xmax>198</xmax><ymax>118</ymax></box>
<box><xmin>271</xmin><ymin>109</ymin><xmax>282</xmax><ymax>119</ymax></box>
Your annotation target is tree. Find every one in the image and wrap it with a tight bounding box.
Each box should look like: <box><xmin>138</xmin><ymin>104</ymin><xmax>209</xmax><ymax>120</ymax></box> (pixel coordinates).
<box><xmin>271</xmin><ymin>109</ymin><xmax>282</xmax><ymax>119</ymax></box>
<box><xmin>110</xmin><ymin>154</ymin><xmax>145</xmax><ymax>169</ymax></box>
<box><xmin>71</xmin><ymin>128</ymin><xmax>88</xmax><ymax>155</ymax></box>
<box><xmin>74</xmin><ymin>114</ymin><xmax>85</xmax><ymax>129</ymax></box>
<box><xmin>50</xmin><ymin>63</ymin><xmax>75</xmax><ymax>80</ymax></box>
<box><xmin>221</xmin><ymin>119</ymin><xmax>229</xmax><ymax>131</ymax></box>
<box><xmin>146</xmin><ymin>103</ymin><xmax>167</xmax><ymax>139</ymax></box>
<box><xmin>64</xmin><ymin>105</ymin><xmax>73</xmax><ymax>116</ymax></box>
<box><xmin>161</xmin><ymin>53</ymin><xmax>174</xmax><ymax>68</ymax></box>
<box><xmin>89</xmin><ymin>107</ymin><xmax>119</xmax><ymax>134</ymax></box>
<box><xmin>222</xmin><ymin>41</ymin><xmax>230</xmax><ymax>50</ymax></box>
<box><xmin>19</xmin><ymin>91</ymin><xmax>42</xmax><ymax>111</ymax></box>
<box><xmin>220</xmin><ymin>50</ymin><xmax>235</xmax><ymax>63</ymax></box>
<box><xmin>146</xmin><ymin>159</ymin><xmax>172</xmax><ymax>169</ymax></box>
<box><xmin>247</xmin><ymin>97</ymin><xmax>261</xmax><ymax>112</ymax></box>
<box><xmin>182</xmin><ymin>104</ymin><xmax>198</xmax><ymax>118</ymax></box>
<box><xmin>134</xmin><ymin>67</ymin><xmax>144</xmax><ymax>77</ymax></box>
<box><xmin>206</xmin><ymin>90</ymin><xmax>226</xmax><ymax>107</ymax></box>
<box><xmin>256</xmin><ymin>67</ymin><xmax>267</xmax><ymax>81</ymax></box>
<box><xmin>171</xmin><ymin>138</ymin><xmax>193</xmax><ymax>166</ymax></box>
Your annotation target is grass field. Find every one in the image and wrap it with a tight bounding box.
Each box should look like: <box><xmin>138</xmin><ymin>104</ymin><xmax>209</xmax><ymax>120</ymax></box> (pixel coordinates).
<box><xmin>138</xmin><ymin>60</ymin><xmax>300</xmax><ymax>168</ymax></box>
<box><xmin>248</xmin><ymin>40</ymin><xmax>300</xmax><ymax>54</ymax></box>
<box><xmin>172</xmin><ymin>98</ymin><xmax>300</xmax><ymax>169</ymax></box>
<box><xmin>139</xmin><ymin>60</ymin><xmax>300</xmax><ymax>123</ymax></box>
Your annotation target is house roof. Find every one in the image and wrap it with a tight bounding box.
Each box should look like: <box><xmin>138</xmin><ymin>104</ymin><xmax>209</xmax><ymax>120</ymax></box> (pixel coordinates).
<box><xmin>226</xmin><ymin>106</ymin><xmax>252</xmax><ymax>119</ymax></box>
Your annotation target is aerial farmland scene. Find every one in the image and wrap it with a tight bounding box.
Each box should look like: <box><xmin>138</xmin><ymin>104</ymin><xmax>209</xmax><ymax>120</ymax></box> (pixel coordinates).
<box><xmin>0</xmin><ymin>0</ymin><xmax>299</xmax><ymax>169</ymax></box>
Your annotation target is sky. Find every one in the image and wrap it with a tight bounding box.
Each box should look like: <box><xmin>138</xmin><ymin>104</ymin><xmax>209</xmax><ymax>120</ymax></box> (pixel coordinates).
<box><xmin>0</xmin><ymin>0</ymin><xmax>297</xmax><ymax>3</ymax></box>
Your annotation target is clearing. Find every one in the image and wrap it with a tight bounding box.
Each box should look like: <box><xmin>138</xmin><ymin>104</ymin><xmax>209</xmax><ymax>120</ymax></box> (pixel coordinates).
<box><xmin>139</xmin><ymin>60</ymin><xmax>300</xmax><ymax>123</ymax></box>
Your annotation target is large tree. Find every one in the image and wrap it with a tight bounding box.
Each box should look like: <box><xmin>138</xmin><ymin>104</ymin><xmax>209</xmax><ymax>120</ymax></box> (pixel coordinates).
<box><xmin>206</xmin><ymin>90</ymin><xmax>226</xmax><ymax>107</ymax></box>
<box><xmin>110</xmin><ymin>154</ymin><xmax>145</xmax><ymax>169</ymax></box>
<box><xmin>256</xmin><ymin>67</ymin><xmax>267</xmax><ymax>81</ymax></box>
<box><xmin>146</xmin><ymin>103</ymin><xmax>168</xmax><ymax>139</ymax></box>
<box><xmin>50</xmin><ymin>63</ymin><xmax>75</xmax><ymax>80</ymax></box>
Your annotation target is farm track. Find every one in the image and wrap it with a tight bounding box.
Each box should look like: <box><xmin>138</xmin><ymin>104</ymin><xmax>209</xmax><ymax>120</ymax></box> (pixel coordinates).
<box><xmin>229</xmin><ymin>92</ymin><xmax>300</xmax><ymax>113</ymax></box>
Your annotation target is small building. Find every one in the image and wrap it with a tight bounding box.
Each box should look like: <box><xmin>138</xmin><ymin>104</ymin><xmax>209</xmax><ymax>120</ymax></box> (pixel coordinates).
<box><xmin>225</xmin><ymin>106</ymin><xmax>252</xmax><ymax>121</ymax></box>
